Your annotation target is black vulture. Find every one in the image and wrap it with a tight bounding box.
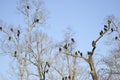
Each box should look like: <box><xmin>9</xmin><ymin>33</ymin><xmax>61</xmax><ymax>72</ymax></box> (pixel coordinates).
<box><xmin>75</xmin><ymin>51</ymin><xmax>78</xmax><ymax>55</ymax></box>
<box><xmin>71</xmin><ymin>38</ymin><xmax>75</xmax><ymax>42</ymax></box>
<box><xmin>92</xmin><ymin>40</ymin><xmax>96</xmax><ymax>47</ymax></box>
<box><xmin>68</xmin><ymin>75</ymin><xmax>71</xmax><ymax>79</ymax></box>
<box><xmin>10</xmin><ymin>28</ymin><xmax>13</xmax><ymax>32</ymax></box>
<box><xmin>100</xmin><ymin>30</ymin><xmax>103</xmax><ymax>36</ymax></box>
<box><xmin>17</xmin><ymin>30</ymin><xmax>20</xmax><ymax>37</ymax></box>
<box><xmin>63</xmin><ymin>43</ymin><xmax>69</xmax><ymax>49</ymax></box>
<box><xmin>0</xmin><ymin>27</ymin><xmax>2</xmax><ymax>31</ymax></box>
<box><xmin>80</xmin><ymin>52</ymin><xmax>82</xmax><ymax>56</ymax></box>
<box><xmin>14</xmin><ymin>51</ymin><xmax>17</xmax><ymax>57</ymax></box>
<box><xmin>88</xmin><ymin>52</ymin><xmax>92</xmax><ymax>55</ymax></box>
<box><xmin>111</xmin><ymin>28</ymin><xmax>113</xmax><ymax>32</ymax></box>
<box><xmin>59</xmin><ymin>47</ymin><xmax>62</xmax><ymax>52</ymax></box>
<box><xmin>8</xmin><ymin>36</ymin><xmax>11</xmax><ymax>40</ymax></box>
<box><xmin>115</xmin><ymin>36</ymin><xmax>118</xmax><ymax>40</ymax></box>
<box><xmin>27</xmin><ymin>5</ymin><xmax>29</xmax><ymax>9</ymax></box>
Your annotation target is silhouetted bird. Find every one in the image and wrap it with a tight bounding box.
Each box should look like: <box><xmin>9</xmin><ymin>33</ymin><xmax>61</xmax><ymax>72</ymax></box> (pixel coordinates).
<box><xmin>14</xmin><ymin>51</ymin><xmax>17</xmax><ymax>57</ymax></box>
<box><xmin>75</xmin><ymin>51</ymin><xmax>78</xmax><ymax>55</ymax></box>
<box><xmin>115</xmin><ymin>36</ymin><xmax>118</xmax><ymax>40</ymax></box>
<box><xmin>63</xmin><ymin>43</ymin><xmax>69</xmax><ymax>49</ymax></box>
<box><xmin>100</xmin><ymin>30</ymin><xmax>103</xmax><ymax>36</ymax></box>
<box><xmin>59</xmin><ymin>47</ymin><xmax>62</xmax><ymax>52</ymax></box>
<box><xmin>88</xmin><ymin>52</ymin><xmax>92</xmax><ymax>55</ymax></box>
<box><xmin>62</xmin><ymin>77</ymin><xmax>64</xmax><ymax>80</ymax></box>
<box><xmin>27</xmin><ymin>5</ymin><xmax>29</xmax><ymax>9</ymax></box>
<box><xmin>8</xmin><ymin>36</ymin><xmax>11</xmax><ymax>40</ymax></box>
<box><xmin>78</xmin><ymin>51</ymin><xmax>80</xmax><ymax>53</ymax></box>
<box><xmin>17</xmin><ymin>30</ymin><xmax>20</xmax><ymax>37</ymax></box>
<box><xmin>92</xmin><ymin>41</ymin><xmax>96</xmax><ymax>47</ymax></box>
<box><xmin>71</xmin><ymin>38</ymin><xmax>75</xmax><ymax>42</ymax></box>
<box><xmin>104</xmin><ymin>25</ymin><xmax>108</xmax><ymax>31</ymax></box>
<box><xmin>0</xmin><ymin>27</ymin><xmax>2</xmax><ymax>31</ymax></box>
<box><xmin>111</xmin><ymin>28</ymin><xmax>113</xmax><ymax>32</ymax></box>
<box><xmin>35</xmin><ymin>19</ymin><xmax>39</xmax><ymax>23</ymax></box>
<box><xmin>80</xmin><ymin>52</ymin><xmax>82</xmax><ymax>56</ymax></box>
<box><xmin>10</xmin><ymin>28</ymin><xmax>13</xmax><ymax>32</ymax></box>
<box><xmin>68</xmin><ymin>75</ymin><xmax>71</xmax><ymax>79</ymax></box>
<box><xmin>104</xmin><ymin>25</ymin><xmax>107</xmax><ymax>28</ymax></box>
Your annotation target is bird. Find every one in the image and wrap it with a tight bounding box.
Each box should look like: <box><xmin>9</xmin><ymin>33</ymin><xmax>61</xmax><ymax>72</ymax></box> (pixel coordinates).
<box><xmin>63</xmin><ymin>43</ymin><xmax>69</xmax><ymax>49</ymax></box>
<box><xmin>88</xmin><ymin>52</ymin><xmax>92</xmax><ymax>55</ymax></box>
<box><xmin>100</xmin><ymin>30</ymin><xmax>103</xmax><ymax>36</ymax></box>
<box><xmin>104</xmin><ymin>25</ymin><xmax>108</xmax><ymax>31</ymax></box>
<box><xmin>59</xmin><ymin>47</ymin><xmax>62</xmax><ymax>52</ymax></box>
<box><xmin>78</xmin><ymin>51</ymin><xmax>80</xmax><ymax>53</ymax></box>
<box><xmin>75</xmin><ymin>51</ymin><xmax>78</xmax><ymax>55</ymax></box>
<box><xmin>92</xmin><ymin>40</ymin><xmax>96</xmax><ymax>47</ymax></box>
<box><xmin>14</xmin><ymin>51</ymin><xmax>17</xmax><ymax>57</ymax></box>
<box><xmin>111</xmin><ymin>28</ymin><xmax>113</xmax><ymax>32</ymax></box>
<box><xmin>80</xmin><ymin>52</ymin><xmax>82</xmax><ymax>56</ymax></box>
<box><xmin>71</xmin><ymin>38</ymin><xmax>75</xmax><ymax>42</ymax></box>
<box><xmin>17</xmin><ymin>30</ymin><xmax>20</xmax><ymax>37</ymax></box>
<box><xmin>104</xmin><ymin>25</ymin><xmax>107</xmax><ymax>28</ymax></box>
<box><xmin>8</xmin><ymin>36</ymin><xmax>11</xmax><ymax>40</ymax></box>
<box><xmin>0</xmin><ymin>27</ymin><xmax>2</xmax><ymax>31</ymax></box>
<box><xmin>115</xmin><ymin>36</ymin><xmax>118</xmax><ymax>40</ymax></box>
<box><xmin>10</xmin><ymin>28</ymin><xmax>13</xmax><ymax>32</ymax></box>
<box><xmin>35</xmin><ymin>18</ymin><xmax>39</xmax><ymax>23</ymax></box>
<box><xmin>68</xmin><ymin>75</ymin><xmax>71</xmax><ymax>79</ymax></box>
<box><xmin>62</xmin><ymin>77</ymin><xmax>64</xmax><ymax>80</ymax></box>
<box><xmin>27</xmin><ymin>5</ymin><xmax>29</xmax><ymax>9</ymax></box>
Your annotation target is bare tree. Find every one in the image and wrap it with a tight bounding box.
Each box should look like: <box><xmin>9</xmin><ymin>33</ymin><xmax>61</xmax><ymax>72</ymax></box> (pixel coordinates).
<box><xmin>98</xmin><ymin>16</ymin><xmax>120</xmax><ymax>80</ymax></box>
<box><xmin>0</xmin><ymin>0</ymin><xmax>49</xmax><ymax>80</ymax></box>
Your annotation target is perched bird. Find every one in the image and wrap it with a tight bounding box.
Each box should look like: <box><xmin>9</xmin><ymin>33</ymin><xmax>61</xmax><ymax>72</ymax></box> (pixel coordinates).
<box><xmin>10</xmin><ymin>28</ymin><xmax>13</xmax><ymax>32</ymax></box>
<box><xmin>71</xmin><ymin>38</ymin><xmax>75</xmax><ymax>42</ymax></box>
<box><xmin>0</xmin><ymin>27</ymin><xmax>2</xmax><ymax>31</ymax></box>
<box><xmin>104</xmin><ymin>25</ymin><xmax>108</xmax><ymax>31</ymax></box>
<box><xmin>14</xmin><ymin>51</ymin><xmax>17</xmax><ymax>57</ymax></box>
<box><xmin>80</xmin><ymin>52</ymin><xmax>82</xmax><ymax>56</ymax></box>
<box><xmin>35</xmin><ymin>18</ymin><xmax>39</xmax><ymax>23</ymax></box>
<box><xmin>59</xmin><ymin>47</ymin><xmax>62</xmax><ymax>52</ymax></box>
<box><xmin>8</xmin><ymin>36</ymin><xmax>11</xmax><ymax>40</ymax></box>
<box><xmin>78</xmin><ymin>51</ymin><xmax>80</xmax><ymax>53</ymax></box>
<box><xmin>27</xmin><ymin>5</ymin><xmax>29</xmax><ymax>9</ymax></box>
<box><xmin>88</xmin><ymin>52</ymin><xmax>92</xmax><ymax>55</ymax></box>
<box><xmin>68</xmin><ymin>75</ymin><xmax>71</xmax><ymax>79</ymax></box>
<box><xmin>17</xmin><ymin>30</ymin><xmax>20</xmax><ymax>37</ymax></box>
<box><xmin>104</xmin><ymin>25</ymin><xmax>107</xmax><ymax>28</ymax></box>
<box><xmin>62</xmin><ymin>77</ymin><xmax>64</xmax><ymax>80</ymax></box>
<box><xmin>100</xmin><ymin>30</ymin><xmax>103</xmax><ymax>36</ymax></box>
<box><xmin>111</xmin><ymin>28</ymin><xmax>113</xmax><ymax>32</ymax></box>
<box><xmin>75</xmin><ymin>51</ymin><xmax>78</xmax><ymax>55</ymax></box>
<box><xmin>92</xmin><ymin>40</ymin><xmax>96</xmax><ymax>47</ymax></box>
<box><xmin>115</xmin><ymin>36</ymin><xmax>118</xmax><ymax>40</ymax></box>
<box><xmin>63</xmin><ymin>43</ymin><xmax>69</xmax><ymax>49</ymax></box>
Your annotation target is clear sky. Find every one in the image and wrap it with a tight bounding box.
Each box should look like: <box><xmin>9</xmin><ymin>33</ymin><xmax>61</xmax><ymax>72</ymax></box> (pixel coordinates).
<box><xmin>0</xmin><ymin>0</ymin><xmax>120</xmax><ymax>79</ymax></box>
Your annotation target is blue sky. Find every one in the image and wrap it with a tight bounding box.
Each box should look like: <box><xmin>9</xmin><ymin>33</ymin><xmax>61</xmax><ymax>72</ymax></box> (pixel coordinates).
<box><xmin>0</xmin><ymin>0</ymin><xmax>120</xmax><ymax>79</ymax></box>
